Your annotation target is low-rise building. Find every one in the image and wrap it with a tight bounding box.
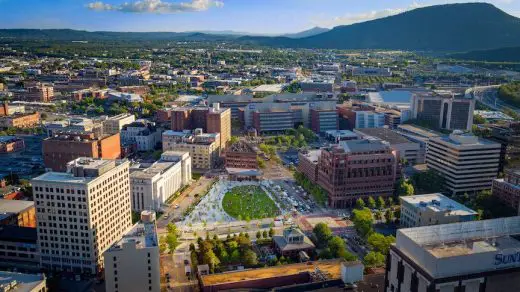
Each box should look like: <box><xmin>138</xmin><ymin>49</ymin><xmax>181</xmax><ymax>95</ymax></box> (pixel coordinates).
<box><xmin>297</xmin><ymin>149</ymin><xmax>321</xmax><ymax>183</ymax></box>
<box><xmin>0</xmin><ymin>199</ymin><xmax>36</xmax><ymax>228</ymax></box>
<box><xmin>355</xmin><ymin>128</ymin><xmax>422</xmax><ymax>164</ymax></box>
<box><xmin>103</xmin><ymin>113</ymin><xmax>136</xmax><ymax>135</ymax></box>
<box><xmin>0</xmin><ymin>271</ymin><xmax>46</xmax><ymax>292</ymax></box>
<box><xmin>273</xmin><ymin>227</ymin><xmax>315</xmax><ymax>258</ymax></box>
<box><xmin>324</xmin><ymin>130</ymin><xmax>359</xmax><ymax>143</ymax></box>
<box><xmin>400</xmin><ymin>193</ymin><xmax>478</xmax><ymax>228</ymax></box>
<box><xmin>0</xmin><ymin>136</ymin><xmax>25</xmax><ymax>153</ymax></box>
<box><xmin>130</xmin><ymin>152</ymin><xmax>191</xmax><ymax>212</ymax></box>
<box><xmin>386</xmin><ymin>216</ymin><xmax>520</xmax><ymax>292</ymax></box>
<box><xmin>121</xmin><ymin>120</ymin><xmax>160</xmax><ymax>152</ymax></box>
<box><xmin>224</xmin><ymin>141</ymin><xmax>259</xmax><ymax>170</ymax></box>
<box><xmin>0</xmin><ymin>225</ymin><xmax>39</xmax><ymax>270</ymax></box>
<box><xmin>163</xmin><ymin>129</ymin><xmax>220</xmax><ymax>170</ymax></box>
<box><xmin>0</xmin><ymin>112</ymin><xmax>40</xmax><ymax>129</ymax></box>
<box><xmin>104</xmin><ymin>211</ymin><xmax>160</xmax><ymax>292</ymax></box>
<box><xmin>394</xmin><ymin>124</ymin><xmax>441</xmax><ymax>165</ymax></box>
<box><xmin>42</xmin><ymin>131</ymin><xmax>121</xmax><ymax>172</ymax></box>
<box><xmin>427</xmin><ymin>131</ymin><xmax>501</xmax><ymax>195</ymax></box>
<box><xmin>492</xmin><ymin>168</ymin><xmax>520</xmax><ymax>214</ymax></box>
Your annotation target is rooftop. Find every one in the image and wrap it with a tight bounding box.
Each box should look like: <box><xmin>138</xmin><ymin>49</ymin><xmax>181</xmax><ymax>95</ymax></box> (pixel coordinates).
<box><xmin>396</xmin><ymin>124</ymin><xmax>441</xmax><ymax>138</ymax></box>
<box><xmin>0</xmin><ymin>199</ymin><xmax>34</xmax><ymax>216</ymax></box>
<box><xmin>300</xmin><ymin>149</ymin><xmax>321</xmax><ymax>164</ymax></box>
<box><xmin>108</xmin><ymin>221</ymin><xmax>157</xmax><ymax>251</ymax></box>
<box><xmin>400</xmin><ymin>193</ymin><xmax>478</xmax><ymax>217</ymax></box>
<box><xmin>130</xmin><ymin>161</ymin><xmax>178</xmax><ymax>180</ymax></box>
<box><xmin>0</xmin><ymin>271</ymin><xmax>45</xmax><ymax>292</ymax></box>
<box><xmin>368</xmin><ymin>91</ymin><xmax>412</xmax><ymax>105</ymax></box>
<box><xmin>355</xmin><ymin>128</ymin><xmax>413</xmax><ymax>145</ymax></box>
<box><xmin>338</xmin><ymin>138</ymin><xmax>390</xmax><ymax>154</ymax></box>
<box><xmin>201</xmin><ymin>259</ymin><xmax>344</xmax><ymax>286</ymax></box>
<box><xmin>252</xmin><ymin>84</ymin><xmax>286</xmax><ymax>93</ymax></box>
<box><xmin>434</xmin><ymin>131</ymin><xmax>500</xmax><ymax>148</ymax></box>
<box><xmin>325</xmin><ymin>130</ymin><xmax>358</xmax><ymax>138</ymax></box>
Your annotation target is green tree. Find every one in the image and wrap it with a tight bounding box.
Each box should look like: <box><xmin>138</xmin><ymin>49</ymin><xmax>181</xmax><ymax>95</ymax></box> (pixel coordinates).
<box><xmin>352</xmin><ymin>208</ymin><xmax>374</xmax><ymax>238</ymax></box>
<box><xmin>313</xmin><ymin>223</ymin><xmax>332</xmax><ymax>247</ymax></box>
<box><xmin>327</xmin><ymin>236</ymin><xmax>346</xmax><ymax>258</ymax></box>
<box><xmin>376</xmin><ymin>197</ymin><xmax>386</xmax><ymax>209</ymax></box>
<box><xmin>367</xmin><ymin>233</ymin><xmax>395</xmax><ymax>255</ymax></box>
<box><xmin>385</xmin><ymin>209</ymin><xmax>395</xmax><ymax>223</ymax></box>
<box><xmin>268</xmin><ymin>227</ymin><xmax>274</xmax><ymax>238</ymax></box>
<box><xmin>367</xmin><ymin>196</ymin><xmax>376</xmax><ymax>209</ymax></box>
<box><xmin>355</xmin><ymin>198</ymin><xmax>366</xmax><ymax>209</ymax></box>
<box><xmin>243</xmin><ymin>250</ymin><xmax>258</xmax><ymax>266</ymax></box>
<box><xmin>256</xmin><ymin>231</ymin><xmax>262</xmax><ymax>240</ymax></box>
<box><xmin>396</xmin><ymin>178</ymin><xmax>415</xmax><ymax>197</ymax></box>
<box><xmin>262</xmin><ymin>230</ymin><xmax>268</xmax><ymax>238</ymax></box>
<box><xmin>364</xmin><ymin>251</ymin><xmax>386</xmax><ymax>267</ymax></box>
<box><xmin>473</xmin><ymin>114</ymin><xmax>486</xmax><ymax>124</ymax></box>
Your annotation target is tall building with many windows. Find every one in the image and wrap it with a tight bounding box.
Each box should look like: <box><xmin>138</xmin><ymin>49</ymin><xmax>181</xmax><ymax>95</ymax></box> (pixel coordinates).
<box><xmin>32</xmin><ymin>158</ymin><xmax>132</xmax><ymax>274</ymax></box>
<box><xmin>104</xmin><ymin>211</ymin><xmax>160</xmax><ymax>292</ymax></box>
<box><xmin>426</xmin><ymin>131</ymin><xmax>501</xmax><ymax>195</ymax></box>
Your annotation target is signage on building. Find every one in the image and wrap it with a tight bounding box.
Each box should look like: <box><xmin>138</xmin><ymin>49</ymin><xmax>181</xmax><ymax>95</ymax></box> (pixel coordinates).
<box><xmin>494</xmin><ymin>252</ymin><xmax>520</xmax><ymax>266</ymax></box>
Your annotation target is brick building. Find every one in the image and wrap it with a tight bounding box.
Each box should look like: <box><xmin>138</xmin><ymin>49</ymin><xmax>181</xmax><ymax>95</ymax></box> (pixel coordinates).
<box><xmin>492</xmin><ymin>168</ymin><xmax>520</xmax><ymax>214</ymax></box>
<box><xmin>0</xmin><ymin>199</ymin><xmax>36</xmax><ymax>228</ymax></box>
<box><xmin>0</xmin><ymin>136</ymin><xmax>25</xmax><ymax>153</ymax></box>
<box><xmin>171</xmin><ymin>104</ymin><xmax>231</xmax><ymax>149</ymax></box>
<box><xmin>42</xmin><ymin>131</ymin><xmax>121</xmax><ymax>171</ymax></box>
<box><xmin>317</xmin><ymin>139</ymin><xmax>398</xmax><ymax>208</ymax></box>
<box><xmin>297</xmin><ymin>150</ymin><xmax>321</xmax><ymax>183</ymax></box>
<box><xmin>224</xmin><ymin>141</ymin><xmax>259</xmax><ymax>170</ymax></box>
<box><xmin>0</xmin><ymin>112</ymin><xmax>40</xmax><ymax>129</ymax></box>
<box><xmin>13</xmin><ymin>82</ymin><xmax>54</xmax><ymax>102</ymax></box>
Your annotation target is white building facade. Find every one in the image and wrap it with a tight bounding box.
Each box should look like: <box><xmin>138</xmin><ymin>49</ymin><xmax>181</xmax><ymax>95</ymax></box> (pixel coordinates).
<box><xmin>103</xmin><ymin>114</ymin><xmax>136</xmax><ymax>135</ymax></box>
<box><xmin>32</xmin><ymin>158</ymin><xmax>132</xmax><ymax>274</ymax></box>
<box><xmin>130</xmin><ymin>151</ymin><xmax>191</xmax><ymax>211</ymax></box>
<box><xmin>104</xmin><ymin>211</ymin><xmax>160</xmax><ymax>292</ymax></box>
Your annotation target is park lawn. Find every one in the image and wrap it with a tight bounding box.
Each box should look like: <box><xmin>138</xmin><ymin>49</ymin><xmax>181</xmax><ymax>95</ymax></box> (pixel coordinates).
<box><xmin>222</xmin><ymin>185</ymin><xmax>279</xmax><ymax>220</ymax></box>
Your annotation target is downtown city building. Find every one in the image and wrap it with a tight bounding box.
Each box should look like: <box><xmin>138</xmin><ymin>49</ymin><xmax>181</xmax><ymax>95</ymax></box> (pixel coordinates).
<box><xmin>32</xmin><ymin>158</ymin><xmax>132</xmax><ymax>274</ymax></box>
<box><xmin>317</xmin><ymin>138</ymin><xmax>399</xmax><ymax>208</ymax></box>
<box><xmin>426</xmin><ymin>131</ymin><xmax>501</xmax><ymax>195</ymax></box>
<box><xmin>386</xmin><ymin>216</ymin><xmax>520</xmax><ymax>292</ymax></box>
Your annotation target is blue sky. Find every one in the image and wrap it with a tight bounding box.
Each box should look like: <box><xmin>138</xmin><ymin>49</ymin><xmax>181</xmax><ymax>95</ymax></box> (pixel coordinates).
<box><xmin>0</xmin><ymin>0</ymin><xmax>519</xmax><ymax>34</ymax></box>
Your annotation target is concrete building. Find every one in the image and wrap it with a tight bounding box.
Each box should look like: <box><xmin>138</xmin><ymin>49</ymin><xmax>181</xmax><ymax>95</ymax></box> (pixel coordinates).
<box><xmin>351</xmin><ymin>67</ymin><xmax>391</xmax><ymax>77</ymax></box>
<box><xmin>324</xmin><ymin>130</ymin><xmax>359</xmax><ymax>143</ymax></box>
<box><xmin>0</xmin><ymin>199</ymin><xmax>36</xmax><ymax>228</ymax></box>
<box><xmin>103</xmin><ymin>114</ymin><xmax>136</xmax><ymax>135</ymax></box>
<box><xmin>394</xmin><ymin>124</ymin><xmax>441</xmax><ymax>165</ymax></box>
<box><xmin>32</xmin><ymin>158</ymin><xmax>132</xmax><ymax>274</ymax></box>
<box><xmin>317</xmin><ymin>139</ymin><xmax>399</xmax><ymax>208</ymax></box>
<box><xmin>400</xmin><ymin>193</ymin><xmax>478</xmax><ymax>228</ymax></box>
<box><xmin>411</xmin><ymin>90</ymin><xmax>475</xmax><ymax>131</ymax></box>
<box><xmin>170</xmin><ymin>104</ymin><xmax>231</xmax><ymax>149</ymax></box>
<box><xmin>43</xmin><ymin>131</ymin><xmax>121</xmax><ymax>172</ymax></box>
<box><xmin>427</xmin><ymin>131</ymin><xmax>501</xmax><ymax>195</ymax></box>
<box><xmin>206</xmin><ymin>95</ymin><xmax>255</xmax><ymax>119</ymax></box>
<box><xmin>224</xmin><ymin>141</ymin><xmax>259</xmax><ymax>170</ymax></box>
<box><xmin>104</xmin><ymin>211</ymin><xmax>160</xmax><ymax>292</ymax></box>
<box><xmin>0</xmin><ymin>136</ymin><xmax>25</xmax><ymax>153</ymax></box>
<box><xmin>310</xmin><ymin>107</ymin><xmax>338</xmax><ymax>134</ymax></box>
<box><xmin>130</xmin><ymin>152</ymin><xmax>191</xmax><ymax>212</ymax></box>
<box><xmin>0</xmin><ymin>102</ymin><xmax>25</xmax><ymax>116</ymax></box>
<box><xmin>297</xmin><ymin>149</ymin><xmax>321</xmax><ymax>183</ymax></box>
<box><xmin>0</xmin><ymin>112</ymin><xmax>40</xmax><ymax>129</ymax></box>
<box><xmin>386</xmin><ymin>216</ymin><xmax>520</xmax><ymax>292</ymax></box>
<box><xmin>299</xmin><ymin>80</ymin><xmax>334</xmax><ymax>93</ymax></box>
<box><xmin>492</xmin><ymin>168</ymin><xmax>520</xmax><ymax>214</ymax></box>
<box><xmin>163</xmin><ymin>129</ymin><xmax>220</xmax><ymax>170</ymax></box>
<box><xmin>121</xmin><ymin>120</ymin><xmax>160</xmax><ymax>152</ymax></box>
<box><xmin>0</xmin><ymin>225</ymin><xmax>39</xmax><ymax>270</ymax></box>
<box><xmin>0</xmin><ymin>271</ymin><xmax>46</xmax><ymax>292</ymax></box>
<box><xmin>355</xmin><ymin>128</ymin><xmax>422</xmax><ymax>165</ymax></box>
<box><xmin>337</xmin><ymin>104</ymin><xmax>385</xmax><ymax>130</ymax></box>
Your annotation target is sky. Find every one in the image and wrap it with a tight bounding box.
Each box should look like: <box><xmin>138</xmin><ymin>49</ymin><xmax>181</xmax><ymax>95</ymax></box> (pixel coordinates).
<box><xmin>0</xmin><ymin>0</ymin><xmax>519</xmax><ymax>34</ymax></box>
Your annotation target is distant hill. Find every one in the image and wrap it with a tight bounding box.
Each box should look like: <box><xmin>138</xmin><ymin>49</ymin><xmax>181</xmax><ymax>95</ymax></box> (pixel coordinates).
<box><xmin>447</xmin><ymin>47</ymin><xmax>520</xmax><ymax>62</ymax></box>
<box><xmin>282</xmin><ymin>27</ymin><xmax>330</xmax><ymax>39</ymax></box>
<box><xmin>240</xmin><ymin>3</ymin><xmax>520</xmax><ymax>51</ymax></box>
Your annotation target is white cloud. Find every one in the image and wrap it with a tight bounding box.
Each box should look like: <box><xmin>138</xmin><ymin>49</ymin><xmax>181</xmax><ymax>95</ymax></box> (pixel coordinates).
<box><xmin>311</xmin><ymin>2</ymin><xmax>423</xmax><ymax>28</ymax></box>
<box><xmin>87</xmin><ymin>0</ymin><xmax>224</xmax><ymax>14</ymax></box>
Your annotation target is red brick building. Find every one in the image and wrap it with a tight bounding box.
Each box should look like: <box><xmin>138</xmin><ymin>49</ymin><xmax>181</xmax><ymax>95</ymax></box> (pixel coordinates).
<box><xmin>224</xmin><ymin>141</ymin><xmax>259</xmax><ymax>169</ymax></box>
<box><xmin>297</xmin><ymin>150</ymin><xmax>321</xmax><ymax>183</ymax></box>
<box><xmin>0</xmin><ymin>112</ymin><xmax>40</xmax><ymax>129</ymax></box>
<box><xmin>317</xmin><ymin>139</ymin><xmax>398</xmax><ymax>208</ymax></box>
<box><xmin>42</xmin><ymin>132</ymin><xmax>121</xmax><ymax>171</ymax></box>
<box><xmin>492</xmin><ymin>168</ymin><xmax>520</xmax><ymax>214</ymax></box>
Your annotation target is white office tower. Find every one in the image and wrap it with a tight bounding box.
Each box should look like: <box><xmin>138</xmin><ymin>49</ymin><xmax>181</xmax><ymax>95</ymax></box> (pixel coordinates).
<box><xmin>426</xmin><ymin>131</ymin><xmax>501</xmax><ymax>195</ymax></box>
<box><xmin>130</xmin><ymin>151</ymin><xmax>191</xmax><ymax>212</ymax></box>
<box><xmin>104</xmin><ymin>211</ymin><xmax>160</xmax><ymax>292</ymax></box>
<box><xmin>32</xmin><ymin>158</ymin><xmax>132</xmax><ymax>274</ymax></box>
<box><xmin>385</xmin><ymin>216</ymin><xmax>520</xmax><ymax>292</ymax></box>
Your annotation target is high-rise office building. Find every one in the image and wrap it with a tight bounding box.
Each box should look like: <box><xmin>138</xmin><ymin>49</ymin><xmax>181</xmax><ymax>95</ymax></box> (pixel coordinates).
<box><xmin>426</xmin><ymin>131</ymin><xmax>501</xmax><ymax>195</ymax></box>
<box><xmin>32</xmin><ymin>158</ymin><xmax>132</xmax><ymax>274</ymax></box>
<box><xmin>411</xmin><ymin>90</ymin><xmax>475</xmax><ymax>131</ymax></box>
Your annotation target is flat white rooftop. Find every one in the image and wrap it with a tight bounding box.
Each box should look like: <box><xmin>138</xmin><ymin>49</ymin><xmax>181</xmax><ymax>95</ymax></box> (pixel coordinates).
<box><xmin>400</xmin><ymin>193</ymin><xmax>478</xmax><ymax>217</ymax></box>
<box><xmin>109</xmin><ymin>221</ymin><xmax>158</xmax><ymax>251</ymax></box>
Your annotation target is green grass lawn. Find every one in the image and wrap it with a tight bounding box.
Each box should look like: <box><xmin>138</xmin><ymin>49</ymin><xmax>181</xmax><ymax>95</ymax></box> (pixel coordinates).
<box><xmin>222</xmin><ymin>185</ymin><xmax>279</xmax><ymax>220</ymax></box>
